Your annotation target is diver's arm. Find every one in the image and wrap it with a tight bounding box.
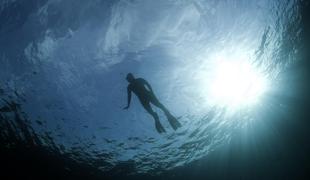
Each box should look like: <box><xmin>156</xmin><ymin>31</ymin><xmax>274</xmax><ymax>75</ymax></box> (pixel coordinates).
<box><xmin>144</xmin><ymin>80</ymin><xmax>154</xmax><ymax>93</ymax></box>
<box><xmin>123</xmin><ymin>86</ymin><xmax>131</xmax><ymax>110</ymax></box>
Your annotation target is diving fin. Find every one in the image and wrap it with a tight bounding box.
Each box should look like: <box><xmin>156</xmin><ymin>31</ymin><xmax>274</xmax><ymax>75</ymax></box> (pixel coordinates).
<box><xmin>155</xmin><ymin>120</ymin><xmax>166</xmax><ymax>133</ymax></box>
<box><xmin>167</xmin><ymin>115</ymin><xmax>182</xmax><ymax>130</ymax></box>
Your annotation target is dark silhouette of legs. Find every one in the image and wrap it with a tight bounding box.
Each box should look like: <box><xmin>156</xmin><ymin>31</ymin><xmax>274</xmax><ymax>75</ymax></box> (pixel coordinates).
<box><xmin>141</xmin><ymin>101</ymin><xmax>166</xmax><ymax>133</ymax></box>
<box><xmin>150</xmin><ymin>96</ymin><xmax>182</xmax><ymax>130</ymax></box>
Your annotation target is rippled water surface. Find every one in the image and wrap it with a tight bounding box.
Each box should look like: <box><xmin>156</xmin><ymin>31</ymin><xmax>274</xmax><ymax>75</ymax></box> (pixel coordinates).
<box><xmin>0</xmin><ymin>0</ymin><xmax>305</xmax><ymax>177</ymax></box>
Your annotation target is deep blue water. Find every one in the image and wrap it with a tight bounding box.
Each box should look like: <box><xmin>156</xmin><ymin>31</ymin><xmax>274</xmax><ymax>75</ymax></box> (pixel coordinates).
<box><xmin>1</xmin><ymin>0</ymin><xmax>310</xmax><ymax>179</ymax></box>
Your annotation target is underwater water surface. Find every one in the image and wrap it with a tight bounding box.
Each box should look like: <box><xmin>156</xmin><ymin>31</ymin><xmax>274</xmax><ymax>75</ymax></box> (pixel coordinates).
<box><xmin>1</xmin><ymin>0</ymin><xmax>309</xmax><ymax>179</ymax></box>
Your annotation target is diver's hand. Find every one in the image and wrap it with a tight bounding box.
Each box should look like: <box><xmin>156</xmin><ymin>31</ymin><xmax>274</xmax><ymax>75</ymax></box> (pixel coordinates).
<box><xmin>123</xmin><ymin>106</ymin><xmax>129</xmax><ymax>110</ymax></box>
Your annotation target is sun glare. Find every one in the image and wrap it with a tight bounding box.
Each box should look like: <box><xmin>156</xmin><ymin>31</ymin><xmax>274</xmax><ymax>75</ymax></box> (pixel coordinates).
<box><xmin>209</xmin><ymin>60</ymin><xmax>267</xmax><ymax>109</ymax></box>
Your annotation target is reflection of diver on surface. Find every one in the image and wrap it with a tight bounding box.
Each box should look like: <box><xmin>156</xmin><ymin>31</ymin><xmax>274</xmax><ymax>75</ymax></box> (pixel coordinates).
<box><xmin>123</xmin><ymin>73</ymin><xmax>181</xmax><ymax>133</ymax></box>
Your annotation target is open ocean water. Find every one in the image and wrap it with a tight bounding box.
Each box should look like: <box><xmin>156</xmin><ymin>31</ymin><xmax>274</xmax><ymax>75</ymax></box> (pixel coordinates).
<box><xmin>1</xmin><ymin>0</ymin><xmax>310</xmax><ymax>179</ymax></box>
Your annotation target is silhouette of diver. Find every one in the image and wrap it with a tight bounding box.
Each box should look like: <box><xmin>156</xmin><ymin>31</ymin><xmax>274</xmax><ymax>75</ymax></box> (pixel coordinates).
<box><xmin>123</xmin><ymin>73</ymin><xmax>181</xmax><ymax>133</ymax></box>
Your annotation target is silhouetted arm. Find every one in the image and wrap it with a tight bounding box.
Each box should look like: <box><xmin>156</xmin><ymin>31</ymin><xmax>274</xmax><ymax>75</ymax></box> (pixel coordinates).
<box><xmin>143</xmin><ymin>79</ymin><xmax>154</xmax><ymax>93</ymax></box>
<box><xmin>123</xmin><ymin>86</ymin><xmax>132</xmax><ymax>110</ymax></box>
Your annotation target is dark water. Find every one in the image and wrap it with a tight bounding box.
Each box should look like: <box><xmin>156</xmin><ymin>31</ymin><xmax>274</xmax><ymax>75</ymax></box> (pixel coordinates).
<box><xmin>1</xmin><ymin>0</ymin><xmax>310</xmax><ymax>179</ymax></box>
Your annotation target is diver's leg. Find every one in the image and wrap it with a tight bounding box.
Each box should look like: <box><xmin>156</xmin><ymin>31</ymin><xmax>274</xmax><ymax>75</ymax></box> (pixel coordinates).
<box><xmin>150</xmin><ymin>95</ymin><xmax>171</xmax><ymax>116</ymax></box>
<box><xmin>142</xmin><ymin>101</ymin><xmax>166</xmax><ymax>133</ymax></box>
<box><xmin>151</xmin><ymin>97</ymin><xmax>181</xmax><ymax>130</ymax></box>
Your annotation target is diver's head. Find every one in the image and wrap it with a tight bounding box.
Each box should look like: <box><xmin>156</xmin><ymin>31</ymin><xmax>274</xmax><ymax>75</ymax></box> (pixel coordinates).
<box><xmin>126</xmin><ymin>73</ymin><xmax>135</xmax><ymax>83</ymax></box>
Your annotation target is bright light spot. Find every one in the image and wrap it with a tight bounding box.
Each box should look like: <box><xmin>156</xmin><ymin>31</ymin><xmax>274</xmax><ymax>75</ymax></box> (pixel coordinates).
<box><xmin>210</xmin><ymin>60</ymin><xmax>267</xmax><ymax>108</ymax></box>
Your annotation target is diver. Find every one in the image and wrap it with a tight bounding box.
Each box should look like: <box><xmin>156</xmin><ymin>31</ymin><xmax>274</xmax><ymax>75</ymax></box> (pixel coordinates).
<box><xmin>123</xmin><ymin>73</ymin><xmax>181</xmax><ymax>133</ymax></box>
